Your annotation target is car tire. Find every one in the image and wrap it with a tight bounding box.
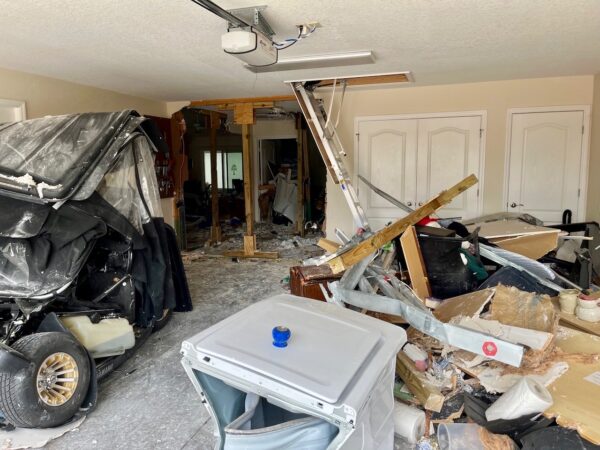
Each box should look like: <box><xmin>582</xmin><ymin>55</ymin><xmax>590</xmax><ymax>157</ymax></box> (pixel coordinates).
<box><xmin>0</xmin><ymin>332</ymin><xmax>91</xmax><ymax>428</ymax></box>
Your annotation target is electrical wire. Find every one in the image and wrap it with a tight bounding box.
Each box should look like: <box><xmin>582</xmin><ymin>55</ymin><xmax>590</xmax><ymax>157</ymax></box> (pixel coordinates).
<box><xmin>273</xmin><ymin>24</ymin><xmax>316</xmax><ymax>50</ymax></box>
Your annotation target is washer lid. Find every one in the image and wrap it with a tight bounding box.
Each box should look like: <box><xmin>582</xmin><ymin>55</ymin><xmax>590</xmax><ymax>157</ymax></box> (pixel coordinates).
<box><xmin>189</xmin><ymin>295</ymin><xmax>388</xmax><ymax>404</ymax></box>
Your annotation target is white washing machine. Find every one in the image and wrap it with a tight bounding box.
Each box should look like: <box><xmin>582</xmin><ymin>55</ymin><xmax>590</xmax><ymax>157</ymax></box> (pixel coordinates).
<box><xmin>181</xmin><ymin>294</ymin><xmax>406</xmax><ymax>449</ymax></box>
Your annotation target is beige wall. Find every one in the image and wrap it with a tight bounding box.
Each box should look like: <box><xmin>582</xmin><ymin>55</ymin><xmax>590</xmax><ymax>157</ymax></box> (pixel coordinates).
<box><xmin>0</xmin><ymin>67</ymin><xmax>167</xmax><ymax>118</ymax></box>
<box><xmin>323</xmin><ymin>75</ymin><xmax>595</xmax><ymax>238</ymax></box>
<box><xmin>588</xmin><ymin>74</ymin><xmax>600</xmax><ymax>223</ymax></box>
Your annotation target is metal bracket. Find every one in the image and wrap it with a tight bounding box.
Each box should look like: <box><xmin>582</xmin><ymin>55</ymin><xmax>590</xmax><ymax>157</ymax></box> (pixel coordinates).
<box><xmin>227</xmin><ymin>5</ymin><xmax>275</xmax><ymax>36</ymax></box>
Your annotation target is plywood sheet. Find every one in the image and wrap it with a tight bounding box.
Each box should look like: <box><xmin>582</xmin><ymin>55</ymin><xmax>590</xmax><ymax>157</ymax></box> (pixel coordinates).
<box><xmin>545</xmin><ymin>327</ymin><xmax>600</xmax><ymax>444</ymax></box>
<box><xmin>469</xmin><ymin>219</ymin><xmax>559</xmax><ymax>239</ymax></box>
<box><xmin>434</xmin><ymin>289</ymin><xmax>495</xmax><ymax>323</ymax></box>
<box><xmin>400</xmin><ymin>226</ymin><xmax>431</xmax><ymax>301</ymax></box>
<box><xmin>490</xmin><ymin>231</ymin><xmax>560</xmax><ymax>260</ymax></box>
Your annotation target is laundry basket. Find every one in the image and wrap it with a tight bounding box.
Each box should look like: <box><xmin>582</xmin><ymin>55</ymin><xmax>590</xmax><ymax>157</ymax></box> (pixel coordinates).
<box><xmin>181</xmin><ymin>294</ymin><xmax>406</xmax><ymax>450</ymax></box>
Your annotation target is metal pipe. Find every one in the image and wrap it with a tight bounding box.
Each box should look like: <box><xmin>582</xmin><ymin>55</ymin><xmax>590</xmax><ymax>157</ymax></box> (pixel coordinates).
<box><xmin>189</xmin><ymin>0</ymin><xmax>250</xmax><ymax>29</ymax></box>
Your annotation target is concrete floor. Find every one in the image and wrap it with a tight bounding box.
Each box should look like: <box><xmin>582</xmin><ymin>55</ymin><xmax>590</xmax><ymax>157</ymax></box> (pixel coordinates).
<box><xmin>44</xmin><ymin>255</ymin><xmax>294</xmax><ymax>450</ymax></box>
<box><xmin>38</xmin><ymin>231</ymin><xmax>414</xmax><ymax>449</ymax></box>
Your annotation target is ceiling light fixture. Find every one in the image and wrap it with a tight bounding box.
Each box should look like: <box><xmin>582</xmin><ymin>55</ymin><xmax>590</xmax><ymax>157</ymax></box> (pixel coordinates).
<box><xmin>244</xmin><ymin>50</ymin><xmax>376</xmax><ymax>73</ymax></box>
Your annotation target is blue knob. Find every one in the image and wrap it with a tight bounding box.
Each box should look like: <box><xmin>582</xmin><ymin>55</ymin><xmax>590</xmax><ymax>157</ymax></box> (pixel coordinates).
<box><xmin>272</xmin><ymin>326</ymin><xmax>291</xmax><ymax>348</ymax></box>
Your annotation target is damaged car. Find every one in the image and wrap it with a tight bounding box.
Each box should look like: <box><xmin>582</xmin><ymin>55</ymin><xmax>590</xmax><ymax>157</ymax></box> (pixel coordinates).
<box><xmin>0</xmin><ymin>111</ymin><xmax>191</xmax><ymax>428</ymax></box>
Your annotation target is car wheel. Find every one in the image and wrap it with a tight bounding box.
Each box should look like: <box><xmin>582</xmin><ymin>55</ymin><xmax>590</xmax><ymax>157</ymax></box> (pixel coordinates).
<box><xmin>0</xmin><ymin>332</ymin><xmax>90</xmax><ymax>428</ymax></box>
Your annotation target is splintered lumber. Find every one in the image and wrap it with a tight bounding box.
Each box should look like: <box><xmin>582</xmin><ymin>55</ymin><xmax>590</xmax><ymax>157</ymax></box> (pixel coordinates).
<box><xmin>327</xmin><ymin>174</ymin><xmax>478</xmax><ymax>273</ymax></box>
<box><xmin>400</xmin><ymin>226</ymin><xmax>431</xmax><ymax>301</ymax></box>
<box><xmin>317</xmin><ymin>238</ymin><xmax>341</xmax><ymax>253</ymax></box>
<box><xmin>396</xmin><ymin>352</ymin><xmax>445</xmax><ymax>412</ymax></box>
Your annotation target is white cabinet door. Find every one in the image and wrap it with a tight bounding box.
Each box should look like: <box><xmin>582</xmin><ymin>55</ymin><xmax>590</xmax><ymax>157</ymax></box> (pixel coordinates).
<box><xmin>357</xmin><ymin>119</ymin><xmax>418</xmax><ymax>231</ymax></box>
<box><xmin>507</xmin><ymin>111</ymin><xmax>584</xmax><ymax>224</ymax></box>
<box><xmin>416</xmin><ymin>116</ymin><xmax>482</xmax><ymax>220</ymax></box>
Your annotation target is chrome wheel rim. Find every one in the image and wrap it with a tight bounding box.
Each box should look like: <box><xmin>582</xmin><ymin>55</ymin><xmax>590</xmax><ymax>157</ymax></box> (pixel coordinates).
<box><xmin>36</xmin><ymin>352</ymin><xmax>79</xmax><ymax>406</ymax></box>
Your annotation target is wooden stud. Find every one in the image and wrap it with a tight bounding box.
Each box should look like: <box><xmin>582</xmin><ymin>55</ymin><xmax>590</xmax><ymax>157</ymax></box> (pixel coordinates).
<box><xmin>234</xmin><ymin>103</ymin><xmax>255</xmax><ymax>125</ymax></box>
<box><xmin>396</xmin><ymin>352</ymin><xmax>445</xmax><ymax>412</ymax></box>
<box><xmin>243</xmin><ymin>235</ymin><xmax>256</xmax><ymax>255</ymax></box>
<box><xmin>190</xmin><ymin>95</ymin><xmax>295</xmax><ymax>107</ymax></box>
<box><xmin>209</xmin><ymin>111</ymin><xmax>221</xmax><ymax>243</ymax></box>
<box><xmin>242</xmin><ymin>124</ymin><xmax>254</xmax><ymax>237</ymax></box>
<box><xmin>328</xmin><ymin>174</ymin><xmax>478</xmax><ymax>273</ymax></box>
<box><xmin>296</xmin><ymin>114</ymin><xmax>305</xmax><ymax>236</ymax></box>
<box><xmin>400</xmin><ymin>226</ymin><xmax>431</xmax><ymax>301</ymax></box>
<box><xmin>317</xmin><ymin>238</ymin><xmax>341</xmax><ymax>253</ymax></box>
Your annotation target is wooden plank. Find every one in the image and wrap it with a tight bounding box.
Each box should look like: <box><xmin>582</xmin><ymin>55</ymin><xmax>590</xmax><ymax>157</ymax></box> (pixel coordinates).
<box><xmin>328</xmin><ymin>174</ymin><xmax>478</xmax><ymax>273</ymax></box>
<box><xmin>400</xmin><ymin>226</ymin><xmax>431</xmax><ymax>301</ymax></box>
<box><xmin>205</xmin><ymin>101</ymin><xmax>274</xmax><ymax>111</ymax></box>
<box><xmin>434</xmin><ymin>289</ymin><xmax>495</xmax><ymax>323</ymax></box>
<box><xmin>241</xmin><ymin>124</ymin><xmax>254</xmax><ymax>237</ymax></box>
<box><xmin>396</xmin><ymin>352</ymin><xmax>445</xmax><ymax>412</ymax></box>
<box><xmin>234</xmin><ymin>103</ymin><xmax>255</xmax><ymax>125</ymax></box>
<box><xmin>190</xmin><ymin>95</ymin><xmax>296</xmax><ymax>107</ymax></box>
<box><xmin>296</xmin><ymin>115</ymin><xmax>305</xmax><ymax>236</ymax></box>
<box><xmin>209</xmin><ymin>111</ymin><xmax>221</xmax><ymax>243</ymax></box>
<box><xmin>292</xmin><ymin>72</ymin><xmax>411</xmax><ymax>88</ymax></box>
<box><xmin>243</xmin><ymin>235</ymin><xmax>256</xmax><ymax>255</ymax></box>
<box><xmin>318</xmin><ymin>238</ymin><xmax>341</xmax><ymax>253</ymax></box>
<box><xmin>489</xmin><ymin>232</ymin><xmax>560</xmax><ymax>260</ymax></box>
<box><xmin>223</xmin><ymin>250</ymin><xmax>279</xmax><ymax>259</ymax></box>
<box><xmin>468</xmin><ymin>219</ymin><xmax>559</xmax><ymax>239</ymax></box>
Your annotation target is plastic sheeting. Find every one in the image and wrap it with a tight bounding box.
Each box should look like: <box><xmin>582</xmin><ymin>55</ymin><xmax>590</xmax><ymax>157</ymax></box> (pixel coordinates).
<box><xmin>0</xmin><ymin>112</ymin><xmax>131</xmax><ymax>200</ymax></box>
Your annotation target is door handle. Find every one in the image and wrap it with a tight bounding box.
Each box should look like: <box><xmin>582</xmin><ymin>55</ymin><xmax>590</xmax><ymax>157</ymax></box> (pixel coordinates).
<box><xmin>406</xmin><ymin>201</ymin><xmax>412</xmax><ymax>207</ymax></box>
<box><xmin>510</xmin><ymin>202</ymin><xmax>524</xmax><ymax>208</ymax></box>
<box><xmin>418</xmin><ymin>201</ymin><xmax>423</xmax><ymax>206</ymax></box>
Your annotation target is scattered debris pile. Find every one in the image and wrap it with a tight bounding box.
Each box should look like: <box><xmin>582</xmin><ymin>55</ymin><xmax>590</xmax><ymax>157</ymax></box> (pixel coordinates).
<box><xmin>295</xmin><ymin>174</ymin><xmax>600</xmax><ymax>449</ymax></box>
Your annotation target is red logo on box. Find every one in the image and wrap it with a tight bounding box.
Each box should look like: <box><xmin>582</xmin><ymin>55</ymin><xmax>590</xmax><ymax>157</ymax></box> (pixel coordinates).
<box><xmin>482</xmin><ymin>341</ymin><xmax>498</xmax><ymax>356</ymax></box>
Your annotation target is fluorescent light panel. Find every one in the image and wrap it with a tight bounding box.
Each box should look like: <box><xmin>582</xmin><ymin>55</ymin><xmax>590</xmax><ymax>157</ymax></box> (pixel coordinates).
<box><xmin>244</xmin><ymin>50</ymin><xmax>375</xmax><ymax>73</ymax></box>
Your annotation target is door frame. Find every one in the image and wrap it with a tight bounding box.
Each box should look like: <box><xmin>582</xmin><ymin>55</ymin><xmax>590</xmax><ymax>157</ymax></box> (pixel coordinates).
<box><xmin>253</xmin><ymin>134</ymin><xmax>297</xmax><ymax>222</ymax></box>
<box><xmin>503</xmin><ymin>105</ymin><xmax>591</xmax><ymax>222</ymax></box>
<box><xmin>354</xmin><ymin>110</ymin><xmax>487</xmax><ymax>217</ymax></box>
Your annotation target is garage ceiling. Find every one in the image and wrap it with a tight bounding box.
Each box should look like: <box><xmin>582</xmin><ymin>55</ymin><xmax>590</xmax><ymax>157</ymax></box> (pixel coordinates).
<box><xmin>0</xmin><ymin>0</ymin><xmax>599</xmax><ymax>101</ymax></box>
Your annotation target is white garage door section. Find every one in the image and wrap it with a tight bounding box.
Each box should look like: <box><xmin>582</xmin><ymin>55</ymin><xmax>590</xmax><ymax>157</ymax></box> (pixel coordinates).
<box><xmin>506</xmin><ymin>110</ymin><xmax>586</xmax><ymax>224</ymax></box>
<box><xmin>357</xmin><ymin>114</ymin><xmax>483</xmax><ymax>230</ymax></box>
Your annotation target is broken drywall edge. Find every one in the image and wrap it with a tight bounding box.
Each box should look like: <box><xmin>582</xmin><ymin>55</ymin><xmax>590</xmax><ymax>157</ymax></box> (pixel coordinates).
<box><xmin>476</xmin><ymin>362</ymin><xmax>569</xmax><ymax>394</ymax></box>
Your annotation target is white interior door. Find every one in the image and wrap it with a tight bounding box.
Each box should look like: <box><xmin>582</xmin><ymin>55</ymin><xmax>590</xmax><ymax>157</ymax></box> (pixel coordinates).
<box><xmin>507</xmin><ymin>111</ymin><xmax>585</xmax><ymax>224</ymax></box>
<box><xmin>416</xmin><ymin>116</ymin><xmax>482</xmax><ymax>220</ymax></box>
<box><xmin>357</xmin><ymin>119</ymin><xmax>418</xmax><ymax>231</ymax></box>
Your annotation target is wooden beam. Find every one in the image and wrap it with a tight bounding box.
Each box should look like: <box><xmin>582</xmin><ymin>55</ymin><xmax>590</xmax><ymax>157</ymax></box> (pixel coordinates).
<box><xmin>310</xmin><ymin>73</ymin><xmax>411</xmax><ymax>88</ymax></box>
<box><xmin>242</xmin><ymin>124</ymin><xmax>254</xmax><ymax>237</ymax></box>
<box><xmin>223</xmin><ymin>250</ymin><xmax>279</xmax><ymax>259</ymax></box>
<box><xmin>400</xmin><ymin>226</ymin><xmax>431</xmax><ymax>301</ymax></box>
<box><xmin>328</xmin><ymin>174</ymin><xmax>478</xmax><ymax>273</ymax></box>
<box><xmin>234</xmin><ymin>103</ymin><xmax>255</xmax><ymax>125</ymax></box>
<box><xmin>318</xmin><ymin>238</ymin><xmax>341</xmax><ymax>253</ymax></box>
<box><xmin>209</xmin><ymin>111</ymin><xmax>221</xmax><ymax>243</ymax></box>
<box><xmin>396</xmin><ymin>352</ymin><xmax>445</xmax><ymax>412</ymax></box>
<box><xmin>190</xmin><ymin>95</ymin><xmax>296</xmax><ymax>107</ymax></box>
<box><xmin>296</xmin><ymin>115</ymin><xmax>305</xmax><ymax>236</ymax></box>
<box><xmin>205</xmin><ymin>101</ymin><xmax>274</xmax><ymax>111</ymax></box>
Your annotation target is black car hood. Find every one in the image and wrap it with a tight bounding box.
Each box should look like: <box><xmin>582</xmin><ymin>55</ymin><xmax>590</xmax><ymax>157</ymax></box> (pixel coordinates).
<box><xmin>0</xmin><ymin>111</ymin><xmax>142</xmax><ymax>203</ymax></box>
